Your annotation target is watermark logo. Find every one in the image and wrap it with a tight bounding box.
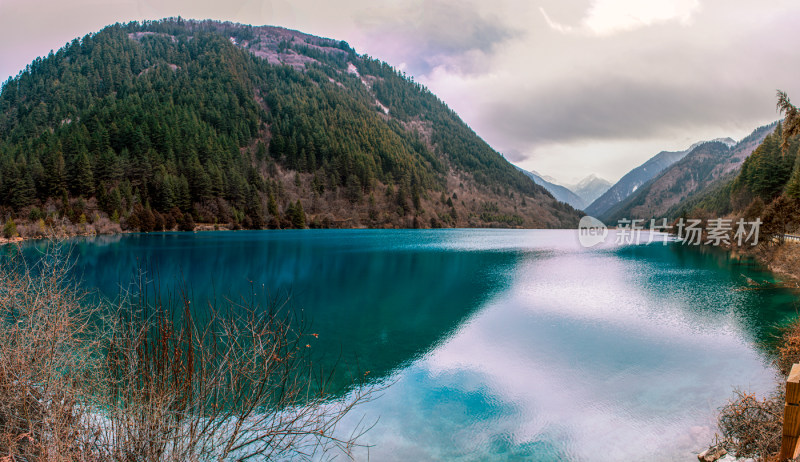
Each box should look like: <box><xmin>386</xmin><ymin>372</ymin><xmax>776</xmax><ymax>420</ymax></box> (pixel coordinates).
<box><xmin>577</xmin><ymin>216</ymin><xmax>762</xmax><ymax>248</ymax></box>
<box><xmin>578</xmin><ymin>215</ymin><xmax>608</xmax><ymax>248</ymax></box>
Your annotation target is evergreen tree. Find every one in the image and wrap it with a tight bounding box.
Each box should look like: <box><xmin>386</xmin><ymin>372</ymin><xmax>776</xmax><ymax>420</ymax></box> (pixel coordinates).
<box><xmin>10</xmin><ymin>168</ymin><xmax>36</xmax><ymax>210</ymax></box>
<box><xmin>175</xmin><ymin>176</ymin><xmax>191</xmax><ymax>211</ymax></box>
<box><xmin>256</xmin><ymin>141</ymin><xmax>267</xmax><ymax>161</ymax></box>
<box><xmin>283</xmin><ymin>201</ymin><xmax>295</xmax><ymax>228</ymax></box>
<box><xmin>778</xmin><ymin>91</ymin><xmax>800</xmax><ymax>150</ymax></box>
<box><xmin>188</xmin><ymin>157</ymin><xmax>212</xmax><ymax>202</ymax></box>
<box><xmin>152</xmin><ymin>167</ymin><xmax>175</xmax><ymax>211</ymax></box>
<box><xmin>96</xmin><ymin>147</ymin><xmax>121</xmax><ymax>183</ymax></box>
<box><xmin>43</xmin><ymin>150</ymin><xmax>67</xmax><ymax>197</ymax></box>
<box><xmin>72</xmin><ymin>150</ymin><xmax>95</xmax><ymax>197</ymax></box>
<box><xmin>267</xmin><ymin>193</ymin><xmax>279</xmax><ymax>218</ymax></box>
<box><xmin>345</xmin><ymin>174</ymin><xmax>361</xmax><ymax>203</ymax></box>
<box><xmin>109</xmin><ymin>188</ymin><xmax>123</xmax><ymax>215</ymax></box>
<box><xmin>245</xmin><ymin>186</ymin><xmax>265</xmax><ymax>229</ymax></box>
<box><xmin>786</xmin><ymin>157</ymin><xmax>800</xmax><ymax>200</ymax></box>
<box><xmin>292</xmin><ymin>200</ymin><xmax>306</xmax><ymax>228</ymax></box>
<box><xmin>396</xmin><ymin>182</ymin><xmax>409</xmax><ymax>215</ymax></box>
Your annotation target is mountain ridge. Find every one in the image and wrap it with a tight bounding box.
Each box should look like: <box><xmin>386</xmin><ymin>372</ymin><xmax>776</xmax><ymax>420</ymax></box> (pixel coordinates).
<box><xmin>0</xmin><ymin>18</ymin><xmax>581</xmax><ymax>231</ymax></box>
<box><xmin>666</xmin><ymin>121</ymin><xmax>795</xmax><ymax>223</ymax></box>
<box><xmin>515</xmin><ymin>168</ymin><xmax>610</xmax><ymax>210</ymax></box>
<box><xmin>599</xmin><ymin>125</ymin><xmax>775</xmax><ymax>223</ymax></box>
<box><xmin>566</xmin><ymin>174</ymin><xmax>611</xmax><ymax>208</ymax></box>
<box><xmin>515</xmin><ymin>167</ymin><xmax>586</xmax><ymax>209</ymax></box>
<box><xmin>585</xmin><ymin>137</ymin><xmax>737</xmax><ymax>218</ymax></box>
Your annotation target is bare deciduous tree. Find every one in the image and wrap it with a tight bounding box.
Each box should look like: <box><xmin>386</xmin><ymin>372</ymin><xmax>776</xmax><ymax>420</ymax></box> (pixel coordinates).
<box><xmin>0</xmin><ymin>241</ymin><xmax>376</xmax><ymax>461</ymax></box>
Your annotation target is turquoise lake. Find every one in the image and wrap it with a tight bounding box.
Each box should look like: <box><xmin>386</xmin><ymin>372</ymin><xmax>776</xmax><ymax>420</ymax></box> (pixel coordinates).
<box><xmin>58</xmin><ymin>229</ymin><xmax>799</xmax><ymax>460</ymax></box>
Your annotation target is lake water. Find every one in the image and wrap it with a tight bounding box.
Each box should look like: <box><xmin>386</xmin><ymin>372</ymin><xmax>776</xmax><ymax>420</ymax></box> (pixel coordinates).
<box><xmin>60</xmin><ymin>229</ymin><xmax>798</xmax><ymax>461</ymax></box>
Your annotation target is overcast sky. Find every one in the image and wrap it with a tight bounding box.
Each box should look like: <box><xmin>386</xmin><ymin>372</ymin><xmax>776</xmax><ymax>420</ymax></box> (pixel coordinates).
<box><xmin>2</xmin><ymin>0</ymin><xmax>799</xmax><ymax>183</ymax></box>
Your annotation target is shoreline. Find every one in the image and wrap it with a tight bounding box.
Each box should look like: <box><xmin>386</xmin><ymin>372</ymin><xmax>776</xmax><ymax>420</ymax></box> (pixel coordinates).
<box><xmin>759</xmin><ymin>243</ymin><xmax>800</xmax><ymax>285</ymax></box>
<box><xmin>5</xmin><ymin>224</ymin><xmax>800</xmax><ymax>289</ymax></box>
<box><xmin>0</xmin><ymin>221</ymin><xmax>575</xmax><ymax>247</ymax></box>
<box><xmin>727</xmin><ymin>240</ymin><xmax>800</xmax><ymax>287</ymax></box>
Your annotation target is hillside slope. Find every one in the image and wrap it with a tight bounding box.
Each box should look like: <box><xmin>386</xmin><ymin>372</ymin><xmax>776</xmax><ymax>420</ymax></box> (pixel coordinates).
<box><xmin>0</xmin><ymin>19</ymin><xmax>580</xmax><ymax>231</ymax></box>
<box><xmin>585</xmin><ymin>149</ymin><xmax>691</xmax><ymax>217</ymax></box>
<box><xmin>585</xmin><ymin>138</ymin><xmax>734</xmax><ymax>218</ymax></box>
<box><xmin>600</xmin><ymin>126</ymin><xmax>774</xmax><ymax>223</ymax></box>
<box><xmin>669</xmin><ymin>122</ymin><xmax>796</xmax><ymax>221</ymax></box>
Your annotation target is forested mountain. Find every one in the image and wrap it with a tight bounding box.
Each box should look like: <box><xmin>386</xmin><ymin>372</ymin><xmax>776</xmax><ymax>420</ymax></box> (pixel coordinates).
<box><xmin>586</xmin><ymin>149</ymin><xmax>691</xmax><ymax>217</ymax></box>
<box><xmin>0</xmin><ymin>18</ymin><xmax>580</xmax><ymax>232</ymax></box>
<box><xmin>516</xmin><ymin>167</ymin><xmax>585</xmax><ymax>209</ymax></box>
<box><xmin>669</xmin><ymin>122</ymin><xmax>800</xmax><ymax>225</ymax></box>
<box><xmin>585</xmin><ymin>138</ymin><xmax>734</xmax><ymax>217</ymax></box>
<box><xmin>599</xmin><ymin>126</ymin><xmax>773</xmax><ymax>223</ymax></box>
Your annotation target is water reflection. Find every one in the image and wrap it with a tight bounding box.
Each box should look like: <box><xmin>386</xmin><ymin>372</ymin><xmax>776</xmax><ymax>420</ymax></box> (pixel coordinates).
<box><xmin>64</xmin><ymin>230</ymin><xmax>521</xmax><ymax>387</ymax></box>
<box><xmin>47</xmin><ymin>229</ymin><xmax>800</xmax><ymax>461</ymax></box>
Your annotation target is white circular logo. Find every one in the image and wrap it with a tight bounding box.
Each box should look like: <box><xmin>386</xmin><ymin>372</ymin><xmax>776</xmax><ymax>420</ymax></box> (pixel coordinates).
<box><xmin>578</xmin><ymin>216</ymin><xmax>608</xmax><ymax>248</ymax></box>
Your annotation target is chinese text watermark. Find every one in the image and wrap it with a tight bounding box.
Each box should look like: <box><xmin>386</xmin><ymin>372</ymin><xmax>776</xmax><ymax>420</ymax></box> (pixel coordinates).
<box><xmin>578</xmin><ymin>216</ymin><xmax>761</xmax><ymax>248</ymax></box>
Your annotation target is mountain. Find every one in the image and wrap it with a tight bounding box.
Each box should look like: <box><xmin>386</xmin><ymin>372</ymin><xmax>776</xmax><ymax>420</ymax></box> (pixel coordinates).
<box><xmin>535</xmin><ymin>171</ymin><xmax>561</xmax><ymax>185</ymax></box>
<box><xmin>515</xmin><ymin>168</ymin><xmax>610</xmax><ymax>210</ymax></box>
<box><xmin>600</xmin><ymin>126</ymin><xmax>775</xmax><ymax>223</ymax></box>
<box><xmin>585</xmin><ymin>150</ymin><xmax>692</xmax><ymax>217</ymax></box>
<box><xmin>668</xmin><ymin>122</ymin><xmax>795</xmax><ymax>221</ymax></box>
<box><xmin>516</xmin><ymin>167</ymin><xmax>585</xmax><ymax>209</ymax></box>
<box><xmin>0</xmin><ymin>19</ymin><xmax>580</xmax><ymax>230</ymax></box>
<box><xmin>585</xmin><ymin>138</ymin><xmax>736</xmax><ymax>218</ymax></box>
<box><xmin>565</xmin><ymin>174</ymin><xmax>611</xmax><ymax>208</ymax></box>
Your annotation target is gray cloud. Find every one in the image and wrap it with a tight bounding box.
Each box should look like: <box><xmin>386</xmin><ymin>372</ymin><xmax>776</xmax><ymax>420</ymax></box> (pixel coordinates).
<box><xmin>502</xmin><ymin>148</ymin><xmax>528</xmax><ymax>163</ymax></box>
<box><xmin>479</xmin><ymin>76</ymin><xmax>772</xmax><ymax>147</ymax></box>
<box><xmin>354</xmin><ymin>0</ymin><xmax>521</xmax><ymax>75</ymax></box>
<box><xmin>404</xmin><ymin>0</ymin><xmax>800</xmax><ymax>180</ymax></box>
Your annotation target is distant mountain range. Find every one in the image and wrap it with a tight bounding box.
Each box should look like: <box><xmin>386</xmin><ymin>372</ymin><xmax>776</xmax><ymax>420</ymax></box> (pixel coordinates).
<box><xmin>664</xmin><ymin>121</ymin><xmax>798</xmax><ymax>233</ymax></box>
<box><xmin>519</xmin><ymin>121</ymin><xmax>782</xmax><ymax>227</ymax></box>
<box><xmin>516</xmin><ymin>167</ymin><xmax>610</xmax><ymax>210</ymax></box>
<box><xmin>585</xmin><ymin>138</ymin><xmax>736</xmax><ymax>218</ymax></box>
<box><xmin>567</xmin><ymin>174</ymin><xmax>612</xmax><ymax>208</ymax></box>
<box><xmin>597</xmin><ymin>130</ymin><xmax>774</xmax><ymax>223</ymax></box>
<box><xmin>516</xmin><ymin>168</ymin><xmax>584</xmax><ymax>209</ymax></box>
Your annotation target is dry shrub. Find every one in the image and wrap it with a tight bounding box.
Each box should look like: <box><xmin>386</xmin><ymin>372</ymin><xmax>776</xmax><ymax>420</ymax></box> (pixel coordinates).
<box><xmin>716</xmin><ymin>320</ymin><xmax>800</xmax><ymax>461</ymax></box>
<box><xmin>90</xmin><ymin>216</ymin><xmax>122</xmax><ymax>236</ymax></box>
<box><xmin>778</xmin><ymin>321</ymin><xmax>800</xmax><ymax>377</ymax></box>
<box><xmin>0</xmin><ymin>243</ymin><xmax>104</xmax><ymax>460</ymax></box>
<box><xmin>12</xmin><ymin>215</ymin><xmax>122</xmax><ymax>241</ymax></box>
<box><xmin>766</xmin><ymin>244</ymin><xmax>800</xmax><ymax>289</ymax></box>
<box><xmin>98</xmin><ymin>274</ymin><xmax>375</xmax><ymax>461</ymax></box>
<box><xmin>718</xmin><ymin>390</ymin><xmax>783</xmax><ymax>460</ymax></box>
<box><xmin>0</xmin><ymin>242</ymin><xmax>374</xmax><ymax>461</ymax></box>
